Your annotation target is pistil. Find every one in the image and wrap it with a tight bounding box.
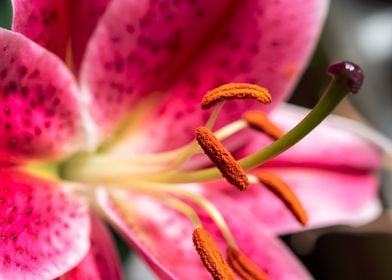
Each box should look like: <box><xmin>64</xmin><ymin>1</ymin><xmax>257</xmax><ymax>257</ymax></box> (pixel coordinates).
<box><xmin>239</xmin><ymin>61</ymin><xmax>363</xmax><ymax>171</ymax></box>
<box><xmin>146</xmin><ymin>61</ymin><xmax>364</xmax><ymax>184</ymax></box>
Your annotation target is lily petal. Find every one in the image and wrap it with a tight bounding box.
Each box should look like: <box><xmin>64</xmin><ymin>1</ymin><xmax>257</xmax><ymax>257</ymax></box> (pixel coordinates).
<box><xmin>11</xmin><ymin>0</ymin><xmax>70</xmax><ymax>60</ymax></box>
<box><xmin>0</xmin><ymin>168</ymin><xmax>90</xmax><ymax>280</ymax></box>
<box><xmin>0</xmin><ymin>28</ymin><xmax>82</xmax><ymax>160</ymax></box>
<box><xmin>203</xmin><ymin>168</ymin><xmax>380</xmax><ymax>235</ymax></box>
<box><xmin>69</xmin><ymin>0</ymin><xmax>112</xmax><ymax>73</ymax></box>
<box><xmin>97</xmin><ymin>189</ymin><xmax>311</xmax><ymax>279</ymax></box>
<box><xmin>58</xmin><ymin>214</ymin><xmax>122</xmax><ymax>280</ymax></box>
<box><xmin>81</xmin><ymin>0</ymin><xmax>328</xmax><ymax>151</ymax></box>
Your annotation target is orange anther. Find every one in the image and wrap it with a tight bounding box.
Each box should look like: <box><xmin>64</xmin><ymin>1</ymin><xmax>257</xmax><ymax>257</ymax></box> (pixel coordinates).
<box><xmin>256</xmin><ymin>171</ymin><xmax>308</xmax><ymax>225</ymax></box>
<box><xmin>202</xmin><ymin>83</ymin><xmax>271</xmax><ymax>109</ymax></box>
<box><xmin>242</xmin><ymin>111</ymin><xmax>285</xmax><ymax>140</ymax></box>
<box><xmin>193</xmin><ymin>228</ymin><xmax>235</xmax><ymax>280</ymax></box>
<box><xmin>196</xmin><ymin>127</ymin><xmax>249</xmax><ymax>191</ymax></box>
<box><xmin>227</xmin><ymin>247</ymin><xmax>269</xmax><ymax>280</ymax></box>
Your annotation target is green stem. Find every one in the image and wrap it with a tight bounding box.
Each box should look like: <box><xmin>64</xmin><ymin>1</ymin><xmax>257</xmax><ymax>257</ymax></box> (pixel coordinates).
<box><xmin>240</xmin><ymin>77</ymin><xmax>346</xmax><ymax>170</ymax></box>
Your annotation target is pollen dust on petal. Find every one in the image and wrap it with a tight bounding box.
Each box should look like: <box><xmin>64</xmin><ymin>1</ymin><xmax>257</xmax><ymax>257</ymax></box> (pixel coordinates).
<box><xmin>192</xmin><ymin>227</ymin><xmax>235</xmax><ymax>280</ymax></box>
<box><xmin>196</xmin><ymin>126</ymin><xmax>249</xmax><ymax>190</ymax></box>
<box><xmin>201</xmin><ymin>83</ymin><xmax>271</xmax><ymax>109</ymax></box>
<box><xmin>227</xmin><ymin>246</ymin><xmax>269</xmax><ymax>280</ymax></box>
<box><xmin>283</xmin><ymin>64</ymin><xmax>298</xmax><ymax>81</ymax></box>
<box><xmin>256</xmin><ymin>171</ymin><xmax>308</xmax><ymax>225</ymax></box>
<box><xmin>242</xmin><ymin>111</ymin><xmax>285</xmax><ymax>140</ymax></box>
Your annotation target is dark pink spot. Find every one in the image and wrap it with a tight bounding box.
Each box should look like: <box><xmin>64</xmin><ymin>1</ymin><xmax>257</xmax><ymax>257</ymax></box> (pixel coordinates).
<box><xmin>126</xmin><ymin>24</ymin><xmax>135</xmax><ymax>34</ymax></box>
<box><xmin>4</xmin><ymin>107</ymin><xmax>11</xmax><ymax>115</ymax></box>
<box><xmin>17</xmin><ymin>65</ymin><xmax>28</xmax><ymax>78</ymax></box>
<box><xmin>25</xmin><ymin>207</ymin><xmax>32</xmax><ymax>215</ymax></box>
<box><xmin>3</xmin><ymin>255</ymin><xmax>11</xmax><ymax>266</ymax></box>
<box><xmin>28</xmin><ymin>69</ymin><xmax>40</xmax><ymax>79</ymax></box>
<box><xmin>42</xmin><ymin>10</ymin><xmax>58</xmax><ymax>26</ymax></box>
<box><xmin>0</xmin><ymin>69</ymin><xmax>7</xmax><ymax>80</ymax></box>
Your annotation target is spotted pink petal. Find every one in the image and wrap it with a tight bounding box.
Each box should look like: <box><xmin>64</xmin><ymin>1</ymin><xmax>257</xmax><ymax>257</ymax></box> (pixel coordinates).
<box><xmin>11</xmin><ymin>0</ymin><xmax>69</xmax><ymax>60</ymax></box>
<box><xmin>203</xmin><ymin>168</ymin><xmax>380</xmax><ymax>236</ymax></box>
<box><xmin>57</xmin><ymin>214</ymin><xmax>122</xmax><ymax>280</ymax></box>
<box><xmin>97</xmin><ymin>189</ymin><xmax>311</xmax><ymax>280</ymax></box>
<box><xmin>0</xmin><ymin>28</ymin><xmax>82</xmax><ymax>160</ymax></box>
<box><xmin>0</xmin><ymin>168</ymin><xmax>90</xmax><ymax>280</ymax></box>
<box><xmin>69</xmin><ymin>0</ymin><xmax>112</xmax><ymax>73</ymax></box>
<box><xmin>81</xmin><ymin>0</ymin><xmax>327</xmax><ymax>151</ymax></box>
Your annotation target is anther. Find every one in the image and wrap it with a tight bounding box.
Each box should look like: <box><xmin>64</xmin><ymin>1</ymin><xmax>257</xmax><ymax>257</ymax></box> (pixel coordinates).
<box><xmin>196</xmin><ymin>127</ymin><xmax>249</xmax><ymax>190</ymax></box>
<box><xmin>192</xmin><ymin>227</ymin><xmax>235</xmax><ymax>280</ymax></box>
<box><xmin>227</xmin><ymin>246</ymin><xmax>269</xmax><ymax>280</ymax></box>
<box><xmin>202</xmin><ymin>83</ymin><xmax>271</xmax><ymax>109</ymax></box>
<box><xmin>242</xmin><ymin>111</ymin><xmax>285</xmax><ymax>140</ymax></box>
<box><xmin>256</xmin><ymin>171</ymin><xmax>308</xmax><ymax>225</ymax></box>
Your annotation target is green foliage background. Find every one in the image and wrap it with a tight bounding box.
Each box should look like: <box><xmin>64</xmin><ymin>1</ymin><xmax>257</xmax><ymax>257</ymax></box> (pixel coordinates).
<box><xmin>0</xmin><ymin>0</ymin><xmax>12</xmax><ymax>29</ymax></box>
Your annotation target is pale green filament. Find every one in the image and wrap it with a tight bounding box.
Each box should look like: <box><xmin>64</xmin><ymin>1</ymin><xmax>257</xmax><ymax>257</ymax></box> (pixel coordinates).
<box><xmin>107</xmin><ymin>181</ymin><xmax>237</xmax><ymax>247</ymax></box>
<box><xmin>60</xmin><ymin>120</ymin><xmax>247</xmax><ymax>183</ymax></box>
<box><xmin>165</xmin><ymin>102</ymin><xmax>225</xmax><ymax>169</ymax></box>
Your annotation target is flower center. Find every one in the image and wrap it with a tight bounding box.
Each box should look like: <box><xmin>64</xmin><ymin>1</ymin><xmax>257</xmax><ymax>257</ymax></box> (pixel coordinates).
<box><xmin>26</xmin><ymin>61</ymin><xmax>365</xmax><ymax>280</ymax></box>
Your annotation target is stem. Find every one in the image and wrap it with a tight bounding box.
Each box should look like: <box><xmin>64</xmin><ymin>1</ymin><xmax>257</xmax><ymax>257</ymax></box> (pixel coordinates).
<box><xmin>240</xmin><ymin>78</ymin><xmax>346</xmax><ymax>170</ymax></box>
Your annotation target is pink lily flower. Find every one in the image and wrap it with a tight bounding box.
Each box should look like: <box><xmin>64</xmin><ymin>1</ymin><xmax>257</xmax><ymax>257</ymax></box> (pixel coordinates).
<box><xmin>0</xmin><ymin>0</ymin><xmax>382</xmax><ymax>279</ymax></box>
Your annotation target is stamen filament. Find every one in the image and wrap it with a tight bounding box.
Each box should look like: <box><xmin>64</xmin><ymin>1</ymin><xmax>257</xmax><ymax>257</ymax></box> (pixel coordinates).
<box><xmin>148</xmin><ymin>192</ymin><xmax>202</xmax><ymax>227</ymax></box>
<box><xmin>172</xmin><ymin>189</ymin><xmax>238</xmax><ymax>248</ymax></box>
<box><xmin>108</xmin><ymin>189</ymin><xmax>202</xmax><ymax>229</ymax></box>
<box><xmin>206</xmin><ymin>102</ymin><xmax>226</xmax><ymax>130</ymax></box>
<box><xmin>60</xmin><ymin>120</ymin><xmax>247</xmax><ymax>182</ymax></box>
<box><xmin>166</xmin><ymin>102</ymin><xmax>225</xmax><ymax>169</ymax></box>
<box><xmin>106</xmin><ymin>180</ymin><xmax>238</xmax><ymax>248</ymax></box>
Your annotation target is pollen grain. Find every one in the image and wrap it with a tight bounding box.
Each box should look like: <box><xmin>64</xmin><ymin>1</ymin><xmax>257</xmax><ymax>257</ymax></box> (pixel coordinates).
<box><xmin>202</xmin><ymin>83</ymin><xmax>271</xmax><ymax>109</ymax></box>
<box><xmin>227</xmin><ymin>246</ymin><xmax>269</xmax><ymax>280</ymax></box>
<box><xmin>256</xmin><ymin>171</ymin><xmax>308</xmax><ymax>225</ymax></box>
<box><xmin>196</xmin><ymin>126</ymin><xmax>249</xmax><ymax>190</ymax></box>
<box><xmin>192</xmin><ymin>227</ymin><xmax>235</xmax><ymax>280</ymax></box>
<box><xmin>242</xmin><ymin>111</ymin><xmax>285</xmax><ymax>140</ymax></box>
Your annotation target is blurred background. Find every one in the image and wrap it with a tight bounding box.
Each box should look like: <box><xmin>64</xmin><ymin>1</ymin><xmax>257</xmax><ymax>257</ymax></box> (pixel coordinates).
<box><xmin>289</xmin><ymin>0</ymin><xmax>392</xmax><ymax>279</ymax></box>
<box><xmin>1</xmin><ymin>0</ymin><xmax>392</xmax><ymax>279</ymax></box>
